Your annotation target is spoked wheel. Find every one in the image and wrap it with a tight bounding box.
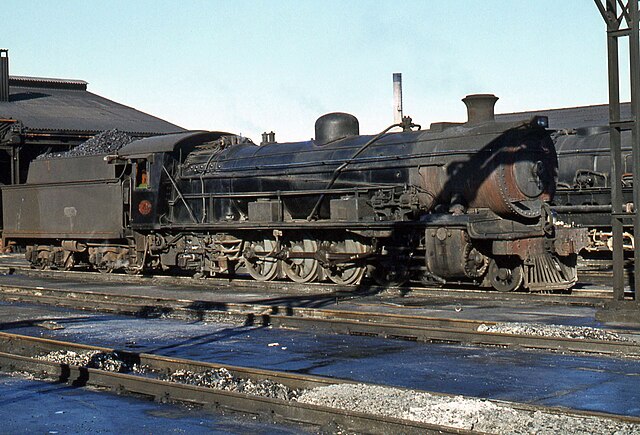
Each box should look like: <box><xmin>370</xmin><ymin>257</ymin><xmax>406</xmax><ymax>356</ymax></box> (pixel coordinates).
<box><xmin>488</xmin><ymin>259</ymin><xmax>523</xmax><ymax>292</ymax></box>
<box><xmin>282</xmin><ymin>237</ymin><xmax>319</xmax><ymax>283</ymax></box>
<box><xmin>324</xmin><ymin>239</ymin><xmax>367</xmax><ymax>285</ymax></box>
<box><xmin>243</xmin><ymin>238</ymin><xmax>279</xmax><ymax>281</ymax></box>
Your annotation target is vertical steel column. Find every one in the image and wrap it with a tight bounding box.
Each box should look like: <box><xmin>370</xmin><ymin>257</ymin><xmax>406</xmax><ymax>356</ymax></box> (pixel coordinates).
<box><xmin>606</xmin><ymin>0</ymin><xmax>625</xmax><ymax>299</ymax></box>
<box><xmin>13</xmin><ymin>146</ymin><xmax>19</xmax><ymax>184</ymax></box>
<box><xmin>0</xmin><ymin>50</ymin><xmax>9</xmax><ymax>102</ymax></box>
<box><xmin>9</xmin><ymin>146</ymin><xmax>14</xmax><ymax>186</ymax></box>
<box><xmin>596</xmin><ymin>0</ymin><xmax>640</xmax><ymax>300</ymax></box>
<box><xmin>630</xmin><ymin>0</ymin><xmax>640</xmax><ymax>303</ymax></box>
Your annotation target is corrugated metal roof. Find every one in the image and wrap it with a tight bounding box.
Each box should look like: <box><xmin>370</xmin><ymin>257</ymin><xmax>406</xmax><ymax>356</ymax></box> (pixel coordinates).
<box><xmin>9</xmin><ymin>75</ymin><xmax>88</xmax><ymax>90</ymax></box>
<box><xmin>495</xmin><ymin>102</ymin><xmax>632</xmax><ymax>130</ymax></box>
<box><xmin>0</xmin><ymin>78</ymin><xmax>185</xmax><ymax>135</ymax></box>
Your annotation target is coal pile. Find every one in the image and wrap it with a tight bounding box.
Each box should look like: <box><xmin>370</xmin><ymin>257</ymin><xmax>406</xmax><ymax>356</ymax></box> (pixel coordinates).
<box><xmin>165</xmin><ymin>367</ymin><xmax>299</xmax><ymax>400</ymax></box>
<box><xmin>477</xmin><ymin>322</ymin><xmax>627</xmax><ymax>341</ymax></box>
<box><xmin>296</xmin><ymin>383</ymin><xmax>640</xmax><ymax>434</ymax></box>
<box><xmin>37</xmin><ymin>350</ymin><xmax>147</xmax><ymax>373</ymax></box>
<box><xmin>36</xmin><ymin>129</ymin><xmax>134</xmax><ymax>160</ymax></box>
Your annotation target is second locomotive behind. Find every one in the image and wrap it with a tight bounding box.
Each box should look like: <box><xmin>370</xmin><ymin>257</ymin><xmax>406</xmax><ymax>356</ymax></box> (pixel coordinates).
<box><xmin>2</xmin><ymin>94</ymin><xmax>587</xmax><ymax>291</ymax></box>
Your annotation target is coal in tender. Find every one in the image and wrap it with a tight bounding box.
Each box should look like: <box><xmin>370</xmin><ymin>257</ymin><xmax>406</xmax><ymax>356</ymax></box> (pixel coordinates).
<box><xmin>36</xmin><ymin>129</ymin><xmax>134</xmax><ymax>160</ymax></box>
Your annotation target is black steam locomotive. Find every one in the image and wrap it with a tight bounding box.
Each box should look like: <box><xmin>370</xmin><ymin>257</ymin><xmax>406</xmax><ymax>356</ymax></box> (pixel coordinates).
<box><xmin>551</xmin><ymin>126</ymin><xmax>634</xmax><ymax>253</ymax></box>
<box><xmin>1</xmin><ymin>94</ymin><xmax>587</xmax><ymax>292</ymax></box>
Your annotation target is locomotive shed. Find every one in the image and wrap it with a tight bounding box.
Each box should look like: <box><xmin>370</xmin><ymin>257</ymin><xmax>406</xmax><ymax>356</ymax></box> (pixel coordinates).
<box><xmin>0</xmin><ymin>258</ymin><xmax>639</xmax><ymax>433</ymax></box>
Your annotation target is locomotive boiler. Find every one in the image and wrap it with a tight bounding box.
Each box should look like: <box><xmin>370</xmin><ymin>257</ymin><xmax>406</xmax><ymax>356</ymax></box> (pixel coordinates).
<box><xmin>2</xmin><ymin>94</ymin><xmax>587</xmax><ymax>292</ymax></box>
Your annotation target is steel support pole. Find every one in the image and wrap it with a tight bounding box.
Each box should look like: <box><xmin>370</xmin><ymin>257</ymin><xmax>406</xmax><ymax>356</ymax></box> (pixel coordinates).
<box><xmin>629</xmin><ymin>0</ymin><xmax>640</xmax><ymax>302</ymax></box>
<box><xmin>597</xmin><ymin>0</ymin><xmax>640</xmax><ymax>300</ymax></box>
<box><xmin>601</xmin><ymin>0</ymin><xmax>626</xmax><ymax>299</ymax></box>
<box><xmin>13</xmin><ymin>146</ymin><xmax>19</xmax><ymax>184</ymax></box>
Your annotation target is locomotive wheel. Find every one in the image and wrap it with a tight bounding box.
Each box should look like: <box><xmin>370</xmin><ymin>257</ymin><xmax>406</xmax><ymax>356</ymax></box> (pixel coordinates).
<box><xmin>97</xmin><ymin>265</ymin><xmax>113</xmax><ymax>274</ymax></box>
<box><xmin>324</xmin><ymin>239</ymin><xmax>367</xmax><ymax>285</ymax></box>
<box><xmin>368</xmin><ymin>262</ymin><xmax>409</xmax><ymax>287</ymax></box>
<box><xmin>243</xmin><ymin>238</ymin><xmax>279</xmax><ymax>281</ymax></box>
<box><xmin>488</xmin><ymin>259</ymin><xmax>523</xmax><ymax>292</ymax></box>
<box><xmin>282</xmin><ymin>237</ymin><xmax>319</xmax><ymax>283</ymax></box>
<box><xmin>125</xmin><ymin>266</ymin><xmax>142</xmax><ymax>275</ymax></box>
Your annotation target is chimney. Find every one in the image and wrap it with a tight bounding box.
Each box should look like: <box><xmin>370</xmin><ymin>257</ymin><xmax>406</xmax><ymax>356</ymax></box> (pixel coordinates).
<box><xmin>0</xmin><ymin>49</ymin><xmax>8</xmax><ymax>102</ymax></box>
<box><xmin>462</xmin><ymin>94</ymin><xmax>498</xmax><ymax>124</ymax></box>
<box><xmin>393</xmin><ymin>73</ymin><xmax>403</xmax><ymax>124</ymax></box>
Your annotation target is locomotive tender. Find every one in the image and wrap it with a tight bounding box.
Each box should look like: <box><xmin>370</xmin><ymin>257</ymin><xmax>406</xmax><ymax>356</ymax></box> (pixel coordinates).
<box><xmin>1</xmin><ymin>94</ymin><xmax>587</xmax><ymax>292</ymax></box>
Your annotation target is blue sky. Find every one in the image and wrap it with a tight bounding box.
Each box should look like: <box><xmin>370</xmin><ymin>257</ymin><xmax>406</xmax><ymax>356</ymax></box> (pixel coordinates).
<box><xmin>4</xmin><ymin>1</ymin><xmax>615</xmax><ymax>141</ymax></box>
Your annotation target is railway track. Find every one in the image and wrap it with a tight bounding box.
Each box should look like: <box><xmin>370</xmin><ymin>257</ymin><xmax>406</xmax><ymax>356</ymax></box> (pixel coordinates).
<box><xmin>0</xmin><ymin>331</ymin><xmax>459</xmax><ymax>434</ymax></box>
<box><xmin>0</xmin><ymin>260</ymin><xmax>621</xmax><ymax>307</ymax></box>
<box><xmin>1</xmin><ymin>331</ymin><xmax>639</xmax><ymax>434</ymax></box>
<box><xmin>1</xmin><ymin>283</ymin><xmax>638</xmax><ymax>358</ymax></box>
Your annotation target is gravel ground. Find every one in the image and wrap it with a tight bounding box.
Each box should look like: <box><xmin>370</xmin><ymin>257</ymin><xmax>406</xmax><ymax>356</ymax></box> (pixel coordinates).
<box><xmin>38</xmin><ymin>350</ymin><xmax>299</xmax><ymax>400</ymax></box>
<box><xmin>37</xmin><ymin>350</ymin><xmax>147</xmax><ymax>373</ymax></box>
<box><xmin>477</xmin><ymin>322</ymin><xmax>627</xmax><ymax>341</ymax></box>
<box><xmin>166</xmin><ymin>368</ymin><xmax>300</xmax><ymax>400</ymax></box>
<box><xmin>296</xmin><ymin>383</ymin><xmax>640</xmax><ymax>434</ymax></box>
<box><xmin>36</xmin><ymin>129</ymin><xmax>134</xmax><ymax>159</ymax></box>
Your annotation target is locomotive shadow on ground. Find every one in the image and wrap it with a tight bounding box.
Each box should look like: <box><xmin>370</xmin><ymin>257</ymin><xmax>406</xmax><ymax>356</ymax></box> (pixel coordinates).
<box><xmin>0</xmin><ymin>378</ymin><xmax>97</xmax><ymax>410</ymax></box>
<box><xmin>0</xmin><ymin>315</ymin><xmax>116</xmax><ymax>332</ymax></box>
<box><xmin>140</xmin><ymin>287</ymin><xmax>380</xmax><ymax>325</ymax></box>
<box><xmin>140</xmin><ymin>326</ymin><xmax>257</xmax><ymax>355</ymax></box>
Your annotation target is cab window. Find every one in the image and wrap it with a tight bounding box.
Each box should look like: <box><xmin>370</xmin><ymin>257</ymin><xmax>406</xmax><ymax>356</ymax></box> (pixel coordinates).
<box><xmin>135</xmin><ymin>160</ymin><xmax>150</xmax><ymax>190</ymax></box>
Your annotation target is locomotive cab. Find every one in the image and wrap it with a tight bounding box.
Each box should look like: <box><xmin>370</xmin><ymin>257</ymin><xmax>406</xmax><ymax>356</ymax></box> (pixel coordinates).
<box><xmin>117</xmin><ymin>131</ymin><xmax>233</xmax><ymax>230</ymax></box>
<box><xmin>130</xmin><ymin>156</ymin><xmax>161</xmax><ymax>227</ymax></box>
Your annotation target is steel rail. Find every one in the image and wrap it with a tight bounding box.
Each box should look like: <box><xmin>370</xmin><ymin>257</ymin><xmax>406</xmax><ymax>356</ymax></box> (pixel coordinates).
<box><xmin>1</xmin><ymin>284</ymin><xmax>639</xmax><ymax>358</ymax></box>
<box><xmin>2</xmin><ymin>332</ymin><xmax>640</xmax><ymax>433</ymax></box>
<box><xmin>0</xmin><ymin>262</ymin><xmax>614</xmax><ymax>306</ymax></box>
<box><xmin>0</xmin><ymin>332</ymin><xmax>471</xmax><ymax>435</ymax></box>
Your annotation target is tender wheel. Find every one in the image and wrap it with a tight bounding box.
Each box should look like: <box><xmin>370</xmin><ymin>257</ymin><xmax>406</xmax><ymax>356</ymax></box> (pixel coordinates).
<box><xmin>243</xmin><ymin>238</ymin><xmax>279</xmax><ymax>281</ymax></box>
<box><xmin>324</xmin><ymin>239</ymin><xmax>367</xmax><ymax>285</ymax></box>
<box><xmin>97</xmin><ymin>265</ymin><xmax>113</xmax><ymax>274</ymax></box>
<box><xmin>125</xmin><ymin>266</ymin><xmax>141</xmax><ymax>275</ymax></box>
<box><xmin>488</xmin><ymin>259</ymin><xmax>523</xmax><ymax>292</ymax></box>
<box><xmin>368</xmin><ymin>262</ymin><xmax>409</xmax><ymax>287</ymax></box>
<box><xmin>282</xmin><ymin>237</ymin><xmax>319</xmax><ymax>283</ymax></box>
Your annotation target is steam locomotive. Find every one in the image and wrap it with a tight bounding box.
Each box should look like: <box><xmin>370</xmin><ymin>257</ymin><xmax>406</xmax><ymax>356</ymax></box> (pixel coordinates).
<box><xmin>1</xmin><ymin>94</ymin><xmax>587</xmax><ymax>292</ymax></box>
<box><xmin>551</xmin><ymin>125</ymin><xmax>634</xmax><ymax>253</ymax></box>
